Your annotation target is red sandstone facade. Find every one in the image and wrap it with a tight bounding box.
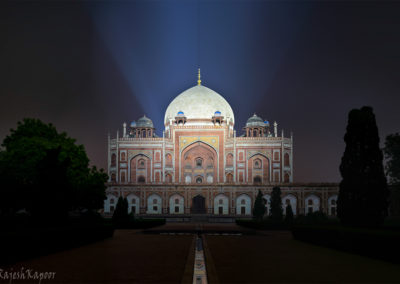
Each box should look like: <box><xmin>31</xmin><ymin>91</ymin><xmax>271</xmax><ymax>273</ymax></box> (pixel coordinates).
<box><xmin>105</xmin><ymin>81</ymin><xmax>338</xmax><ymax>218</ymax></box>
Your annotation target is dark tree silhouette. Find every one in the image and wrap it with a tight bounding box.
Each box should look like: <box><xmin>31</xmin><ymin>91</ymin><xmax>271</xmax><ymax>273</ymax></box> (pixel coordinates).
<box><xmin>252</xmin><ymin>190</ymin><xmax>266</xmax><ymax>220</ymax></box>
<box><xmin>112</xmin><ymin>197</ymin><xmax>129</xmax><ymax>227</ymax></box>
<box><xmin>0</xmin><ymin>118</ymin><xmax>108</xmax><ymax>219</ymax></box>
<box><xmin>285</xmin><ymin>203</ymin><xmax>294</xmax><ymax>224</ymax></box>
<box><xmin>338</xmin><ymin>106</ymin><xmax>389</xmax><ymax>227</ymax></box>
<box><xmin>384</xmin><ymin>133</ymin><xmax>400</xmax><ymax>216</ymax></box>
<box><xmin>270</xmin><ymin>186</ymin><xmax>283</xmax><ymax>222</ymax></box>
<box><xmin>384</xmin><ymin>133</ymin><xmax>400</xmax><ymax>185</ymax></box>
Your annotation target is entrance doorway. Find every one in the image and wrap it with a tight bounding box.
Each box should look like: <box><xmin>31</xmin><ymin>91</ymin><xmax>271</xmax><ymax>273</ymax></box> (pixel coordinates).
<box><xmin>192</xmin><ymin>195</ymin><xmax>206</xmax><ymax>214</ymax></box>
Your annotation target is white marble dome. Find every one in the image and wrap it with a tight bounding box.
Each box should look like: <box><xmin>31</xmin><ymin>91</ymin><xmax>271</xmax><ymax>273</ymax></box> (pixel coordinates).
<box><xmin>164</xmin><ymin>85</ymin><xmax>235</xmax><ymax>125</ymax></box>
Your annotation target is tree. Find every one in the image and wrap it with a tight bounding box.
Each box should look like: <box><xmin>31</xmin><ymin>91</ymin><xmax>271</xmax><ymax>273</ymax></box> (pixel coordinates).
<box><xmin>252</xmin><ymin>190</ymin><xmax>266</xmax><ymax>221</ymax></box>
<box><xmin>338</xmin><ymin>106</ymin><xmax>389</xmax><ymax>227</ymax></box>
<box><xmin>384</xmin><ymin>133</ymin><xmax>400</xmax><ymax>215</ymax></box>
<box><xmin>112</xmin><ymin>197</ymin><xmax>129</xmax><ymax>227</ymax></box>
<box><xmin>285</xmin><ymin>203</ymin><xmax>294</xmax><ymax>224</ymax></box>
<box><xmin>270</xmin><ymin>187</ymin><xmax>283</xmax><ymax>222</ymax></box>
<box><xmin>0</xmin><ymin>118</ymin><xmax>107</xmax><ymax>220</ymax></box>
<box><xmin>384</xmin><ymin>133</ymin><xmax>400</xmax><ymax>185</ymax></box>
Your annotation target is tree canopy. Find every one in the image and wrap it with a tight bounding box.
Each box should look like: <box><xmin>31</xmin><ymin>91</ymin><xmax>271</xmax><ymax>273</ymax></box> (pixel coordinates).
<box><xmin>338</xmin><ymin>107</ymin><xmax>388</xmax><ymax>227</ymax></box>
<box><xmin>0</xmin><ymin>118</ymin><xmax>107</xmax><ymax>220</ymax></box>
<box><xmin>384</xmin><ymin>133</ymin><xmax>400</xmax><ymax>185</ymax></box>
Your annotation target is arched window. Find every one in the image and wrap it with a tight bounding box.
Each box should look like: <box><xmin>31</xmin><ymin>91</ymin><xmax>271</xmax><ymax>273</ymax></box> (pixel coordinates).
<box><xmin>274</xmin><ymin>151</ymin><xmax>280</xmax><ymax>161</ymax></box>
<box><xmin>284</xmin><ymin>153</ymin><xmax>290</xmax><ymax>167</ymax></box>
<box><xmin>241</xmin><ymin>199</ymin><xmax>245</xmax><ymax>205</ymax></box>
<box><xmin>153</xmin><ymin>199</ymin><xmax>158</xmax><ymax>204</ymax></box>
<box><xmin>110</xmin><ymin>199</ymin><xmax>115</xmax><ymax>204</ymax></box>
<box><xmin>329</xmin><ymin>196</ymin><xmax>338</xmax><ymax>216</ymax></box>
<box><xmin>284</xmin><ymin>173</ymin><xmax>290</xmax><ymax>183</ymax></box>
<box><xmin>307</xmin><ymin>199</ymin><xmax>313</xmax><ymax>214</ymax></box>
<box><xmin>121</xmin><ymin>171</ymin><xmax>126</xmax><ymax>183</ymax></box>
<box><xmin>254</xmin><ymin>159</ymin><xmax>262</xmax><ymax>169</ymax></box>
<box><xmin>239</xmin><ymin>172</ymin><xmax>244</xmax><ymax>183</ymax></box>
<box><xmin>175</xmin><ymin>198</ymin><xmax>179</xmax><ymax>204</ymax></box>
<box><xmin>111</xmin><ymin>173</ymin><xmax>116</xmax><ymax>182</ymax></box>
<box><xmin>253</xmin><ymin>176</ymin><xmax>262</xmax><ymax>184</ymax></box>
<box><xmin>165</xmin><ymin>154</ymin><xmax>172</xmax><ymax>167</ymax></box>
<box><xmin>121</xmin><ymin>152</ymin><xmax>126</xmax><ymax>161</ymax></box>
<box><xmin>196</xmin><ymin>177</ymin><xmax>203</xmax><ymax>184</ymax></box>
<box><xmin>138</xmin><ymin>159</ymin><xmax>145</xmax><ymax>169</ymax></box>
<box><xmin>239</xmin><ymin>152</ymin><xmax>244</xmax><ymax>161</ymax></box>
<box><xmin>196</xmin><ymin>158</ymin><xmax>203</xmax><ymax>168</ymax></box>
<box><xmin>219</xmin><ymin>199</ymin><xmax>223</xmax><ymax>205</ymax></box>
<box><xmin>165</xmin><ymin>173</ymin><xmax>172</xmax><ymax>183</ymax></box>
<box><xmin>226</xmin><ymin>173</ymin><xmax>233</xmax><ymax>183</ymax></box>
<box><xmin>111</xmin><ymin>154</ymin><xmax>116</xmax><ymax>167</ymax></box>
<box><xmin>138</xmin><ymin>176</ymin><xmax>145</xmax><ymax>183</ymax></box>
<box><xmin>274</xmin><ymin>172</ymin><xmax>280</xmax><ymax>182</ymax></box>
<box><xmin>131</xmin><ymin>198</ymin><xmax>136</xmax><ymax>204</ymax></box>
<box><xmin>226</xmin><ymin>153</ymin><xmax>233</xmax><ymax>167</ymax></box>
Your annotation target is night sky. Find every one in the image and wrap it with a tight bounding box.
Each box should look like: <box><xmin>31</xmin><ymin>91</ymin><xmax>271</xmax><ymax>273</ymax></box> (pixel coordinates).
<box><xmin>1</xmin><ymin>1</ymin><xmax>399</xmax><ymax>182</ymax></box>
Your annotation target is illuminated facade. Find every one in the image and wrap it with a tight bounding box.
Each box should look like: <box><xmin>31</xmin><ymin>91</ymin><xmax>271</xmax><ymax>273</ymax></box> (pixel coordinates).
<box><xmin>104</xmin><ymin>71</ymin><xmax>338</xmax><ymax>219</ymax></box>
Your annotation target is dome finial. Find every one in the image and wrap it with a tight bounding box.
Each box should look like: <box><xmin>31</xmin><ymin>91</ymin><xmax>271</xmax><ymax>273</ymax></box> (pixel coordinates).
<box><xmin>197</xmin><ymin>68</ymin><xmax>201</xmax><ymax>86</ymax></box>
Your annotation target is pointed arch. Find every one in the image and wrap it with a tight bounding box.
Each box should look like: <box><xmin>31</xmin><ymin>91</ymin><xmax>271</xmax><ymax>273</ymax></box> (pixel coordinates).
<box><xmin>214</xmin><ymin>194</ymin><xmax>229</xmax><ymax>215</ymax></box>
<box><xmin>236</xmin><ymin>194</ymin><xmax>251</xmax><ymax>215</ymax></box>
<box><xmin>169</xmin><ymin>193</ymin><xmax>184</xmax><ymax>214</ymax></box>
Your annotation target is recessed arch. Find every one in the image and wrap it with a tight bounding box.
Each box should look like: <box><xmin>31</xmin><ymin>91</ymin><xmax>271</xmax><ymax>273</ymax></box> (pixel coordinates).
<box><xmin>169</xmin><ymin>193</ymin><xmax>184</xmax><ymax>214</ymax></box>
<box><xmin>236</xmin><ymin>194</ymin><xmax>251</xmax><ymax>215</ymax></box>
<box><xmin>305</xmin><ymin>194</ymin><xmax>320</xmax><ymax>214</ymax></box>
<box><xmin>214</xmin><ymin>194</ymin><xmax>229</xmax><ymax>215</ymax></box>
<box><xmin>181</xmin><ymin>141</ymin><xmax>218</xmax><ymax>184</ymax></box>
<box><xmin>126</xmin><ymin>193</ymin><xmax>140</xmax><ymax>214</ymax></box>
<box><xmin>282</xmin><ymin>194</ymin><xmax>297</xmax><ymax>215</ymax></box>
<box><xmin>147</xmin><ymin>194</ymin><xmax>162</xmax><ymax>214</ymax></box>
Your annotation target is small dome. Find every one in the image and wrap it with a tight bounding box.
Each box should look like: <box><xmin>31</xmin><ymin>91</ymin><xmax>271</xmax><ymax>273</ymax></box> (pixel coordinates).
<box><xmin>136</xmin><ymin>115</ymin><xmax>154</xmax><ymax>128</ymax></box>
<box><xmin>130</xmin><ymin>121</ymin><xmax>136</xmax><ymax>127</ymax></box>
<box><xmin>264</xmin><ymin>120</ymin><xmax>270</xmax><ymax>126</ymax></box>
<box><xmin>177</xmin><ymin>111</ymin><xmax>184</xmax><ymax>116</ymax></box>
<box><xmin>246</xmin><ymin>114</ymin><xmax>266</xmax><ymax>127</ymax></box>
<box><xmin>214</xmin><ymin>110</ymin><xmax>222</xmax><ymax>116</ymax></box>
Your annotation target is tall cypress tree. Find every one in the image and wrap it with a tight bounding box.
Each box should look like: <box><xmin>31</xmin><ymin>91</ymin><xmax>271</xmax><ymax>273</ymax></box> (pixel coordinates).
<box><xmin>338</xmin><ymin>106</ymin><xmax>389</xmax><ymax>227</ymax></box>
<box><xmin>112</xmin><ymin>196</ymin><xmax>129</xmax><ymax>227</ymax></box>
<box><xmin>252</xmin><ymin>190</ymin><xmax>266</xmax><ymax>221</ymax></box>
<box><xmin>285</xmin><ymin>203</ymin><xmax>294</xmax><ymax>224</ymax></box>
<box><xmin>270</xmin><ymin>187</ymin><xmax>283</xmax><ymax>222</ymax></box>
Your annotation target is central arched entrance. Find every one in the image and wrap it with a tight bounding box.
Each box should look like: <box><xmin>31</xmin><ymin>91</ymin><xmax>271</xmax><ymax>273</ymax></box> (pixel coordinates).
<box><xmin>192</xmin><ymin>195</ymin><xmax>206</xmax><ymax>214</ymax></box>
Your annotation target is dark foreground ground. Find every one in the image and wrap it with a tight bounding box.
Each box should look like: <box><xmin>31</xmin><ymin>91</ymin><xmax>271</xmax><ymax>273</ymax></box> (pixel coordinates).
<box><xmin>205</xmin><ymin>231</ymin><xmax>400</xmax><ymax>283</ymax></box>
<box><xmin>1</xmin><ymin>230</ymin><xmax>194</xmax><ymax>283</ymax></box>
<box><xmin>2</xmin><ymin>225</ymin><xmax>400</xmax><ymax>283</ymax></box>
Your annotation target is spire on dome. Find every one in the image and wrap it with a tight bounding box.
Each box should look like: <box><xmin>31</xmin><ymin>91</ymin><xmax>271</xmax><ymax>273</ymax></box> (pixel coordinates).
<box><xmin>197</xmin><ymin>68</ymin><xmax>201</xmax><ymax>86</ymax></box>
